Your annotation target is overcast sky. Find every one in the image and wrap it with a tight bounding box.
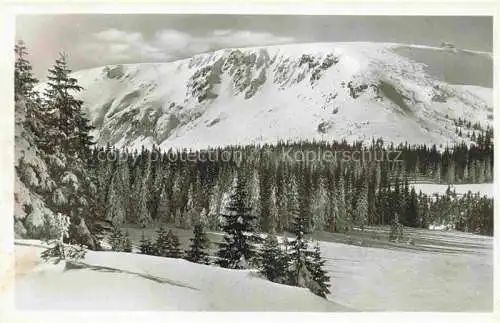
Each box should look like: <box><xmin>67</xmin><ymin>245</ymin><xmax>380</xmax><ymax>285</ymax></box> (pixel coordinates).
<box><xmin>16</xmin><ymin>15</ymin><xmax>493</xmax><ymax>80</ymax></box>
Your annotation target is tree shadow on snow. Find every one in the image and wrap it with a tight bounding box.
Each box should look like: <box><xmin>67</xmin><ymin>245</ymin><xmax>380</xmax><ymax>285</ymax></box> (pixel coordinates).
<box><xmin>65</xmin><ymin>261</ymin><xmax>199</xmax><ymax>291</ymax></box>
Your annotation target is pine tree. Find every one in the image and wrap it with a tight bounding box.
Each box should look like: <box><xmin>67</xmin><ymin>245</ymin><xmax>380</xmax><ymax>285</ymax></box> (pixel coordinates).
<box><xmin>13</xmin><ymin>43</ymin><xmax>61</xmax><ymax>240</ymax></box>
<box><xmin>139</xmin><ymin>231</ymin><xmax>155</xmax><ymax>255</ymax></box>
<box><xmin>131</xmin><ymin>150</ymin><xmax>153</xmax><ymax>227</ymax></box>
<box><xmin>287</xmin><ymin>174</ymin><xmax>312</xmax><ymax>287</ymax></box>
<box><xmin>105</xmin><ymin>166</ymin><xmax>128</xmax><ymax>226</ymax></box>
<box><xmin>164</xmin><ymin>229</ymin><xmax>183</xmax><ymax>258</ymax></box>
<box><xmin>14</xmin><ymin>40</ymin><xmax>38</xmax><ymax>98</ymax></box>
<box><xmin>155</xmin><ymin>226</ymin><xmax>170</xmax><ymax>257</ymax></box>
<box><xmin>389</xmin><ymin>213</ymin><xmax>404</xmax><ymax>242</ymax></box>
<box><xmin>207</xmin><ymin>182</ymin><xmax>223</xmax><ymax>230</ymax></box>
<box><xmin>14</xmin><ymin>40</ymin><xmax>43</xmax><ymax>141</ymax></box>
<box><xmin>43</xmin><ymin>52</ymin><xmax>94</xmax><ymax>156</ymax></box>
<box><xmin>41</xmin><ymin>53</ymin><xmax>98</xmax><ymax>249</ymax></box>
<box><xmin>216</xmin><ymin>170</ymin><xmax>257</xmax><ymax>269</ymax></box>
<box><xmin>109</xmin><ymin>226</ymin><xmax>124</xmax><ymax>251</ymax></box>
<box><xmin>335</xmin><ymin>174</ymin><xmax>347</xmax><ymax>232</ymax></box>
<box><xmin>405</xmin><ymin>187</ymin><xmax>419</xmax><ymax>228</ymax></box>
<box><xmin>354</xmin><ymin>177</ymin><xmax>368</xmax><ymax>231</ymax></box>
<box><xmin>185</xmin><ymin>224</ymin><xmax>211</xmax><ymax>264</ymax></box>
<box><xmin>258</xmin><ymin>234</ymin><xmax>288</xmax><ymax>284</ymax></box>
<box><xmin>258</xmin><ymin>166</ymin><xmax>274</xmax><ymax>232</ymax></box>
<box><xmin>312</xmin><ymin>177</ymin><xmax>328</xmax><ymax>231</ymax></box>
<box><xmin>123</xmin><ymin>231</ymin><xmax>132</xmax><ymax>252</ymax></box>
<box><xmin>149</xmin><ymin>149</ymin><xmax>165</xmax><ymax>220</ymax></box>
<box><xmin>306</xmin><ymin>243</ymin><xmax>331</xmax><ymax>298</ymax></box>
<box><xmin>157</xmin><ymin>185</ymin><xmax>172</xmax><ymax>224</ymax></box>
<box><xmin>484</xmin><ymin>156</ymin><xmax>492</xmax><ymax>182</ymax></box>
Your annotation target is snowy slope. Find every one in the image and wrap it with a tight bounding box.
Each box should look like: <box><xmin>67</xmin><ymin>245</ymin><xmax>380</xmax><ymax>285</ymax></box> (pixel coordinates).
<box><xmin>319</xmin><ymin>232</ymin><xmax>492</xmax><ymax>311</ymax></box>
<box><xmin>16</xmin><ymin>227</ymin><xmax>492</xmax><ymax>312</ymax></box>
<box><xmin>15</xmin><ymin>240</ymin><xmax>348</xmax><ymax>311</ymax></box>
<box><xmin>40</xmin><ymin>42</ymin><xmax>492</xmax><ymax>150</ymax></box>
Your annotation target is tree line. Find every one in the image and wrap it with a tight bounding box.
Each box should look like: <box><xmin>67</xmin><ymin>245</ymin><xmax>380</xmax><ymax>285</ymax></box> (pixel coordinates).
<box><xmin>89</xmin><ymin>141</ymin><xmax>494</xmax><ymax>236</ymax></box>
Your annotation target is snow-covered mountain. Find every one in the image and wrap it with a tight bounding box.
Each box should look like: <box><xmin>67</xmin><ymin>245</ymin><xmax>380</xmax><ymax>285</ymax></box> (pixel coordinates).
<box><xmin>64</xmin><ymin>42</ymin><xmax>492</xmax><ymax>150</ymax></box>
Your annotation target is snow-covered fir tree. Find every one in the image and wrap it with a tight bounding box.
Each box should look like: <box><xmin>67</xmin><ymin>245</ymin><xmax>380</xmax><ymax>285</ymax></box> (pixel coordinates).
<box><xmin>26</xmin><ymin>52</ymin><xmax>100</xmax><ymax>249</ymax></box>
<box><xmin>42</xmin><ymin>53</ymin><xmax>94</xmax><ymax>156</ymax></box>
<box><xmin>306</xmin><ymin>243</ymin><xmax>331</xmax><ymax>298</ymax></box>
<box><xmin>139</xmin><ymin>231</ymin><xmax>156</xmax><ymax>255</ymax></box>
<box><xmin>14</xmin><ymin>40</ymin><xmax>38</xmax><ymax>98</ymax></box>
<box><xmin>105</xmin><ymin>165</ymin><xmax>127</xmax><ymax>226</ymax></box>
<box><xmin>354</xmin><ymin>177</ymin><xmax>368</xmax><ymax>231</ymax></box>
<box><xmin>123</xmin><ymin>231</ymin><xmax>133</xmax><ymax>252</ymax></box>
<box><xmin>14</xmin><ymin>42</ymin><xmax>61</xmax><ymax>239</ymax></box>
<box><xmin>185</xmin><ymin>224</ymin><xmax>211</xmax><ymax>264</ymax></box>
<box><xmin>216</xmin><ymin>170</ymin><xmax>257</xmax><ymax>269</ymax></box>
<box><xmin>258</xmin><ymin>233</ymin><xmax>288</xmax><ymax>284</ymax></box>
<box><xmin>14</xmin><ymin>40</ymin><xmax>43</xmax><ymax>140</ymax></box>
<box><xmin>154</xmin><ymin>226</ymin><xmax>169</xmax><ymax>256</ymax></box>
<box><xmin>287</xmin><ymin>176</ymin><xmax>312</xmax><ymax>287</ymax></box>
<box><xmin>335</xmin><ymin>174</ymin><xmax>347</xmax><ymax>232</ymax></box>
<box><xmin>312</xmin><ymin>177</ymin><xmax>328</xmax><ymax>231</ymax></box>
<box><xmin>405</xmin><ymin>187</ymin><xmax>419</xmax><ymax>228</ymax></box>
<box><xmin>156</xmin><ymin>227</ymin><xmax>182</xmax><ymax>258</ymax></box>
<box><xmin>131</xmin><ymin>148</ymin><xmax>153</xmax><ymax>227</ymax></box>
<box><xmin>164</xmin><ymin>229</ymin><xmax>183</xmax><ymax>258</ymax></box>
<box><xmin>109</xmin><ymin>226</ymin><xmax>132</xmax><ymax>252</ymax></box>
<box><xmin>258</xmin><ymin>166</ymin><xmax>274</xmax><ymax>232</ymax></box>
<box><xmin>389</xmin><ymin>213</ymin><xmax>404</xmax><ymax>242</ymax></box>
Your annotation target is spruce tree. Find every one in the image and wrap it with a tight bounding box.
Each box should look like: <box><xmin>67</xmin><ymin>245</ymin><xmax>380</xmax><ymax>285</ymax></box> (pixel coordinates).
<box><xmin>185</xmin><ymin>224</ymin><xmax>211</xmax><ymax>264</ymax></box>
<box><xmin>258</xmin><ymin>234</ymin><xmax>288</xmax><ymax>284</ymax></box>
<box><xmin>389</xmin><ymin>213</ymin><xmax>404</xmax><ymax>242</ymax></box>
<box><xmin>123</xmin><ymin>231</ymin><xmax>132</xmax><ymax>252</ymax></box>
<box><xmin>405</xmin><ymin>187</ymin><xmax>419</xmax><ymax>228</ymax></box>
<box><xmin>109</xmin><ymin>226</ymin><xmax>124</xmax><ymax>251</ymax></box>
<box><xmin>312</xmin><ymin>177</ymin><xmax>328</xmax><ymax>231</ymax></box>
<box><xmin>258</xmin><ymin>166</ymin><xmax>273</xmax><ymax>232</ymax></box>
<box><xmin>354</xmin><ymin>177</ymin><xmax>368</xmax><ymax>231</ymax></box>
<box><xmin>155</xmin><ymin>226</ymin><xmax>170</xmax><ymax>257</ymax></box>
<box><xmin>13</xmin><ymin>41</ymin><xmax>57</xmax><ymax>240</ymax></box>
<box><xmin>43</xmin><ymin>52</ymin><xmax>94</xmax><ymax>156</ymax></box>
<box><xmin>335</xmin><ymin>174</ymin><xmax>347</xmax><ymax>232</ymax></box>
<box><xmin>14</xmin><ymin>40</ymin><xmax>43</xmax><ymax>140</ymax></box>
<box><xmin>164</xmin><ymin>229</ymin><xmax>183</xmax><ymax>258</ymax></box>
<box><xmin>41</xmin><ymin>53</ymin><xmax>98</xmax><ymax>249</ymax></box>
<box><xmin>105</xmin><ymin>167</ymin><xmax>127</xmax><ymax>226</ymax></box>
<box><xmin>216</xmin><ymin>170</ymin><xmax>257</xmax><ymax>269</ymax></box>
<box><xmin>139</xmin><ymin>231</ymin><xmax>155</xmax><ymax>255</ymax></box>
<box><xmin>14</xmin><ymin>40</ymin><xmax>38</xmax><ymax>98</ymax></box>
<box><xmin>131</xmin><ymin>150</ymin><xmax>153</xmax><ymax>227</ymax></box>
<box><xmin>306</xmin><ymin>243</ymin><xmax>331</xmax><ymax>298</ymax></box>
<box><xmin>287</xmin><ymin>174</ymin><xmax>312</xmax><ymax>287</ymax></box>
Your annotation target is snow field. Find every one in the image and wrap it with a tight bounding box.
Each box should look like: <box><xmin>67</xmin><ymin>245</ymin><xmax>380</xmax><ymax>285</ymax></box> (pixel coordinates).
<box><xmin>15</xmin><ymin>241</ymin><xmax>348</xmax><ymax>311</ymax></box>
<box><xmin>16</xmin><ymin>218</ymin><xmax>492</xmax><ymax>312</ymax></box>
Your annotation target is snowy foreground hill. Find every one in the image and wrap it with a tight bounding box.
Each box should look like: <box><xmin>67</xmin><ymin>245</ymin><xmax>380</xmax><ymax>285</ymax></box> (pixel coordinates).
<box><xmin>49</xmin><ymin>42</ymin><xmax>493</xmax><ymax>150</ymax></box>
<box><xmin>15</xmin><ymin>240</ymin><xmax>348</xmax><ymax>311</ymax></box>
<box><xmin>16</xmin><ymin>226</ymin><xmax>493</xmax><ymax>311</ymax></box>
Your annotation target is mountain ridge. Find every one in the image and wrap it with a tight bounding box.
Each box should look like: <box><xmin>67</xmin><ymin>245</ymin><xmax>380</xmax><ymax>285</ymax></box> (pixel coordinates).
<box><xmin>38</xmin><ymin>42</ymin><xmax>492</xmax><ymax>150</ymax></box>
